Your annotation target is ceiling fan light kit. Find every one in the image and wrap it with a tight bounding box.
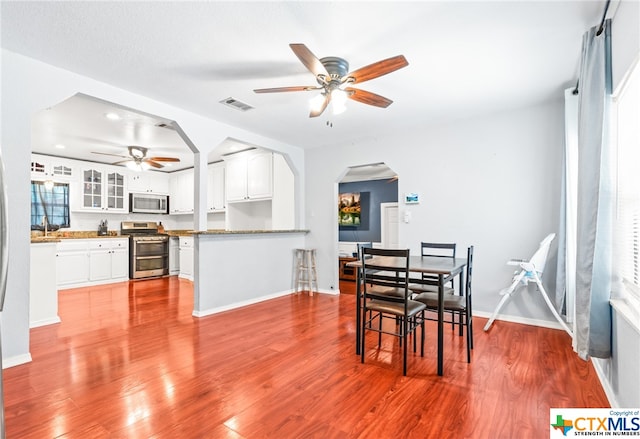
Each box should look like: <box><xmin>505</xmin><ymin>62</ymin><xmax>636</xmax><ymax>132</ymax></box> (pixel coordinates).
<box><xmin>254</xmin><ymin>43</ymin><xmax>408</xmax><ymax>118</ymax></box>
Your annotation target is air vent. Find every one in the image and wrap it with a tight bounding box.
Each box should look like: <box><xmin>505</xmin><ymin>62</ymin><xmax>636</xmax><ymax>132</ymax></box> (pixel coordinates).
<box><xmin>220</xmin><ymin>97</ymin><xmax>254</xmax><ymax>112</ymax></box>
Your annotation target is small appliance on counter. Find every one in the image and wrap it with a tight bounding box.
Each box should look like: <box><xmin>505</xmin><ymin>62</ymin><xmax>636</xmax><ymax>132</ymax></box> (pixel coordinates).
<box><xmin>98</xmin><ymin>219</ymin><xmax>108</xmax><ymax>236</ymax></box>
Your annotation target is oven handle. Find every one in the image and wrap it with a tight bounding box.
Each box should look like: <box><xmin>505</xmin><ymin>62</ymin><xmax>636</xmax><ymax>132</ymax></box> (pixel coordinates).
<box><xmin>135</xmin><ymin>255</ymin><xmax>167</xmax><ymax>260</ymax></box>
<box><xmin>135</xmin><ymin>240</ymin><xmax>168</xmax><ymax>245</ymax></box>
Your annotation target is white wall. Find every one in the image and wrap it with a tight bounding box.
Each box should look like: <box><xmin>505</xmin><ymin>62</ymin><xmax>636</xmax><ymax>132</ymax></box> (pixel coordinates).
<box><xmin>305</xmin><ymin>100</ymin><xmax>565</xmax><ymax>322</ymax></box>
<box><xmin>194</xmin><ymin>232</ymin><xmax>306</xmax><ymax>315</ymax></box>
<box><xmin>1</xmin><ymin>49</ymin><xmax>305</xmax><ymax>366</ymax></box>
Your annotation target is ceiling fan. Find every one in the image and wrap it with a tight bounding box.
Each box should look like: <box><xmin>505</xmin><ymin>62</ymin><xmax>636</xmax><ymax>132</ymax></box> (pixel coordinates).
<box><xmin>92</xmin><ymin>146</ymin><xmax>180</xmax><ymax>170</ymax></box>
<box><xmin>254</xmin><ymin>43</ymin><xmax>408</xmax><ymax>118</ymax></box>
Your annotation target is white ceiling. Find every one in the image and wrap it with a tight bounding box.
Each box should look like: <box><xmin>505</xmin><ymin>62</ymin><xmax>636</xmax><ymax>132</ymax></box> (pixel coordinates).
<box><xmin>1</xmin><ymin>1</ymin><xmax>604</xmax><ymax>173</ymax></box>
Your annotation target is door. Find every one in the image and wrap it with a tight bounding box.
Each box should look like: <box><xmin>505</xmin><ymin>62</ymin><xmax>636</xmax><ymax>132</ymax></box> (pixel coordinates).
<box><xmin>380</xmin><ymin>202</ymin><xmax>399</xmax><ymax>248</ymax></box>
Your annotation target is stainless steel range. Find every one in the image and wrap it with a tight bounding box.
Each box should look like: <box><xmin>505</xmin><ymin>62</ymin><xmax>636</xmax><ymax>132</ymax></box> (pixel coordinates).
<box><xmin>121</xmin><ymin>221</ymin><xmax>169</xmax><ymax>279</ymax></box>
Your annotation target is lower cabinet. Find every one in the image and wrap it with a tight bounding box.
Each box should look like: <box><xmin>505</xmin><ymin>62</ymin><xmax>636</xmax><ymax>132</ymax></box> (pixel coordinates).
<box><xmin>57</xmin><ymin>238</ymin><xmax>129</xmax><ymax>289</ymax></box>
<box><xmin>178</xmin><ymin>236</ymin><xmax>194</xmax><ymax>281</ymax></box>
<box><xmin>169</xmin><ymin>236</ymin><xmax>180</xmax><ymax>275</ymax></box>
<box><xmin>30</xmin><ymin>243</ymin><xmax>60</xmax><ymax>328</ymax></box>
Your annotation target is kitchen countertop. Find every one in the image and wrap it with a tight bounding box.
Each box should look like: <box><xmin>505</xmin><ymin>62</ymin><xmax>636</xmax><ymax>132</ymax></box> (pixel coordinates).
<box><xmin>169</xmin><ymin>229</ymin><xmax>309</xmax><ymax>236</ymax></box>
<box><xmin>30</xmin><ymin>230</ymin><xmax>124</xmax><ymax>243</ymax></box>
<box><xmin>31</xmin><ymin>229</ymin><xmax>308</xmax><ymax>243</ymax></box>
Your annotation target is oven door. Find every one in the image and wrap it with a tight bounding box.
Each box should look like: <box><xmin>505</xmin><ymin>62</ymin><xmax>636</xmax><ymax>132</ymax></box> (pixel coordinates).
<box><xmin>131</xmin><ymin>238</ymin><xmax>169</xmax><ymax>279</ymax></box>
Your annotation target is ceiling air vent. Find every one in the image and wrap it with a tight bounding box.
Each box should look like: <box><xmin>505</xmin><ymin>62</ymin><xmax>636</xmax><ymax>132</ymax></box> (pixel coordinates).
<box><xmin>220</xmin><ymin>97</ymin><xmax>254</xmax><ymax>112</ymax></box>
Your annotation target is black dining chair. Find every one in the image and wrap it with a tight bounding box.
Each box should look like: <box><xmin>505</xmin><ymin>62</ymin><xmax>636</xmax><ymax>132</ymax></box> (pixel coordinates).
<box><xmin>360</xmin><ymin>247</ymin><xmax>426</xmax><ymax>376</ymax></box>
<box><xmin>413</xmin><ymin>245</ymin><xmax>474</xmax><ymax>363</ymax></box>
<box><xmin>409</xmin><ymin>242</ymin><xmax>457</xmax><ymax>294</ymax></box>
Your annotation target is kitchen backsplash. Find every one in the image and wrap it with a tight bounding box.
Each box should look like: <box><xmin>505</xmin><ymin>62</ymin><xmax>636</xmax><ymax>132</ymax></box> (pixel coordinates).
<box><xmin>67</xmin><ymin>211</ymin><xmax>224</xmax><ymax>233</ymax></box>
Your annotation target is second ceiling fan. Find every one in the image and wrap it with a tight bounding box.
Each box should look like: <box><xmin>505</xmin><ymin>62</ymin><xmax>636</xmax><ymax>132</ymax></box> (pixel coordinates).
<box><xmin>254</xmin><ymin>44</ymin><xmax>408</xmax><ymax>118</ymax></box>
<box><xmin>92</xmin><ymin>146</ymin><xmax>180</xmax><ymax>170</ymax></box>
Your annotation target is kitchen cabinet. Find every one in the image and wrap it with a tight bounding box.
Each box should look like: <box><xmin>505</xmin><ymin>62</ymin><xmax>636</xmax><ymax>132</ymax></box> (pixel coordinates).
<box><xmin>128</xmin><ymin>170</ymin><xmax>169</xmax><ymax>194</ymax></box>
<box><xmin>88</xmin><ymin>239</ymin><xmax>129</xmax><ymax>282</ymax></box>
<box><xmin>31</xmin><ymin>154</ymin><xmax>75</xmax><ymax>181</ymax></box>
<box><xmin>75</xmin><ymin>167</ymin><xmax>127</xmax><ymax>213</ymax></box>
<box><xmin>178</xmin><ymin>236</ymin><xmax>194</xmax><ymax>280</ymax></box>
<box><xmin>225</xmin><ymin>150</ymin><xmax>272</xmax><ymax>202</ymax></box>
<box><xmin>30</xmin><ymin>242</ymin><xmax>60</xmax><ymax>328</ymax></box>
<box><xmin>57</xmin><ymin>238</ymin><xmax>129</xmax><ymax>289</ymax></box>
<box><xmin>169</xmin><ymin>236</ymin><xmax>180</xmax><ymax>275</ymax></box>
<box><xmin>169</xmin><ymin>169</ymin><xmax>194</xmax><ymax>214</ymax></box>
<box><xmin>56</xmin><ymin>241</ymin><xmax>90</xmax><ymax>287</ymax></box>
<box><xmin>207</xmin><ymin>162</ymin><xmax>226</xmax><ymax>212</ymax></box>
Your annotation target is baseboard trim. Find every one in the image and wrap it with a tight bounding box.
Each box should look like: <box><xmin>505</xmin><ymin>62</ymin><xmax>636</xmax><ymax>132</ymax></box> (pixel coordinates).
<box><xmin>591</xmin><ymin>357</ymin><xmax>616</xmax><ymax>407</ymax></box>
<box><xmin>2</xmin><ymin>353</ymin><xmax>33</xmax><ymax>369</ymax></box>
<box><xmin>192</xmin><ymin>288</ymin><xmax>340</xmax><ymax>318</ymax></box>
<box><xmin>30</xmin><ymin>316</ymin><xmax>61</xmax><ymax>328</ymax></box>
<box><xmin>475</xmin><ymin>310</ymin><xmax>567</xmax><ymax>331</ymax></box>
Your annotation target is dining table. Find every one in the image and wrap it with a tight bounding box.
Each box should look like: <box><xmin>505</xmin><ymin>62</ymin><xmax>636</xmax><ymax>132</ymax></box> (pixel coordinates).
<box><xmin>348</xmin><ymin>255</ymin><xmax>467</xmax><ymax>376</ymax></box>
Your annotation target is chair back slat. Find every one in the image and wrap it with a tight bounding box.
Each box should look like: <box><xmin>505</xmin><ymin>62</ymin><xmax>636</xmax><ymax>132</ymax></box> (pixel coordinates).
<box><xmin>421</xmin><ymin>242</ymin><xmax>456</xmax><ymax>259</ymax></box>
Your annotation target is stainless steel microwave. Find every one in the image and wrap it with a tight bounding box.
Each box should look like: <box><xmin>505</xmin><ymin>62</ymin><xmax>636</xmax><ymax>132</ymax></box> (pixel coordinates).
<box><xmin>129</xmin><ymin>193</ymin><xmax>169</xmax><ymax>214</ymax></box>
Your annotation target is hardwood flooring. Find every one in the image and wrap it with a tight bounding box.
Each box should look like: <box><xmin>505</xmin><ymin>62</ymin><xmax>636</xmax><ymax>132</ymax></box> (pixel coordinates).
<box><xmin>4</xmin><ymin>277</ymin><xmax>608</xmax><ymax>438</ymax></box>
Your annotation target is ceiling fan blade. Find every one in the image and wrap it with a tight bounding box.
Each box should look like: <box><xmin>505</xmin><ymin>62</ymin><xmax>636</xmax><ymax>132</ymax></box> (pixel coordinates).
<box><xmin>111</xmin><ymin>160</ymin><xmax>132</xmax><ymax>166</ymax></box>
<box><xmin>254</xmin><ymin>85</ymin><xmax>319</xmax><ymax>93</ymax></box>
<box><xmin>347</xmin><ymin>55</ymin><xmax>408</xmax><ymax>84</ymax></box>
<box><xmin>144</xmin><ymin>160</ymin><xmax>164</xmax><ymax>169</ymax></box>
<box><xmin>309</xmin><ymin>94</ymin><xmax>330</xmax><ymax>118</ymax></box>
<box><xmin>92</xmin><ymin>151</ymin><xmax>129</xmax><ymax>159</ymax></box>
<box><xmin>345</xmin><ymin>87</ymin><xmax>393</xmax><ymax>108</ymax></box>
<box><xmin>289</xmin><ymin>43</ymin><xmax>329</xmax><ymax>78</ymax></box>
<box><xmin>147</xmin><ymin>157</ymin><xmax>180</xmax><ymax>162</ymax></box>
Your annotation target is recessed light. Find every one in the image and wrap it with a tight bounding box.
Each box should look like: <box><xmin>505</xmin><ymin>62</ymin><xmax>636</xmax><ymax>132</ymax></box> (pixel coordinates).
<box><xmin>55</xmin><ymin>144</ymin><xmax>66</xmax><ymax>149</ymax></box>
<box><xmin>105</xmin><ymin>112</ymin><xmax>120</xmax><ymax>120</ymax></box>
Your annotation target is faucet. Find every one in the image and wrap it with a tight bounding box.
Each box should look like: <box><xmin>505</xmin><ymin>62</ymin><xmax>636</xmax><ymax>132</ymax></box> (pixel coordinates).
<box><xmin>42</xmin><ymin>215</ymin><xmax>48</xmax><ymax>237</ymax></box>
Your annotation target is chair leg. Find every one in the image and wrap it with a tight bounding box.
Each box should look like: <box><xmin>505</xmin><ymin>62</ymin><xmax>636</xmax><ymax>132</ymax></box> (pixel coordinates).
<box><xmin>361</xmin><ymin>308</ymin><xmax>367</xmax><ymax>365</ymax></box>
<box><xmin>402</xmin><ymin>317</ymin><xmax>408</xmax><ymax>376</ymax></box>
<box><xmin>378</xmin><ymin>313</ymin><xmax>383</xmax><ymax>347</ymax></box>
<box><xmin>420</xmin><ymin>315</ymin><xmax>425</xmax><ymax>357</ymax></box>
<box><xmin>466</xmin><ymin>320</ymin><xmax>471</xmax><ymax>363</ymax></box>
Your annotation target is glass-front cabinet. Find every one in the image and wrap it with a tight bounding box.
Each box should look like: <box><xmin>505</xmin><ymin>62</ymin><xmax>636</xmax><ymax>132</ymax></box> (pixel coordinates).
<box><xmin>76</xmin><ymin>167</ymin><xmax>126</xmax><ymax>212</ymax></box>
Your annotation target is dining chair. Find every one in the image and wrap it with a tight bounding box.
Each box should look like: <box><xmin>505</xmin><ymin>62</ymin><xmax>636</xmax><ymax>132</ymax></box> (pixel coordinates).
<box><xmin>409</xmin><ymin>242</ymin><xmax>457</xmax><ymax>295</ymax></box>
<box><xmin>413</xmin><ymin>245</ymin><xmax>474</xmax><ymax>362</ymax></box>
<box><xmin>360</xmin><ymin>247</ymin><xmax>426</xmax><ymax>376</ymax></box>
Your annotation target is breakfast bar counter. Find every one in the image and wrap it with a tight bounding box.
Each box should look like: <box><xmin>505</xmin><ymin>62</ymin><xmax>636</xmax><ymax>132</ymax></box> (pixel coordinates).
<box><xmin>192</xmin><ymin>229</ymin><xmax>309</xmax><ymax>317</ymax></box>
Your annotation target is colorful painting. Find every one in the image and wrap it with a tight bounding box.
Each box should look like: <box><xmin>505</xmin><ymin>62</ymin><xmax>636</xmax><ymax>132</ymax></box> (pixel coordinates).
<box><xmin>338</xmin><ymin>192</ymin><xmax>361</xmax><ymax>226</ymax></box>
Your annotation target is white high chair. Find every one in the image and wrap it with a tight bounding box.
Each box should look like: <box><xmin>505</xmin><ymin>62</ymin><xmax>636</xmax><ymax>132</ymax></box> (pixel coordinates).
<box><xmin>483</xmin><ymin>233</ymin><xmax>573</xmax><ymax>336</ymax></box>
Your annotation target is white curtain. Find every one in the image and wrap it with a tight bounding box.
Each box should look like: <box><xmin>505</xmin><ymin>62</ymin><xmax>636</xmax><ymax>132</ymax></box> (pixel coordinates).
<box><xmin>557</xmin><ymin>20</ymin><xmax>613</xmax><ymax>360</ymax></box>
<box><xmin>574</xmin><ymin>20</ymin><xmax>613</xmax><ymax>360</ymax></box>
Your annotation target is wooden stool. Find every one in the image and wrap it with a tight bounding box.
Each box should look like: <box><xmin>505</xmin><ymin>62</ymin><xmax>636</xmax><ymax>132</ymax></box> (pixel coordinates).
<box><xmin>294</xmin><ymin>248</ymin><xmax>318</xmax><ymax>294</ymax></box>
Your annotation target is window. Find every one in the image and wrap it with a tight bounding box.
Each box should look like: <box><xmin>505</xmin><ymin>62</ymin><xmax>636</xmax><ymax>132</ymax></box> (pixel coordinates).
<box><xmin>30</xmin><ymin>181</ymin><xmax>70</xmax><ymax>229</ymax></box>
<box><xmin>613</xmin><ymin>60</ymin><xmax>640</xmax><ymax>307</ymax></box>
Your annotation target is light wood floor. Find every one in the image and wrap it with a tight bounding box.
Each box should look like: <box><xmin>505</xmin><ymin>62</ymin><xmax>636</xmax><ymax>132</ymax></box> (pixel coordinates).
<box><xmin>4</xmin><ymin>277</ymin><xmax>608</xmax><ymax>438</ymax></box>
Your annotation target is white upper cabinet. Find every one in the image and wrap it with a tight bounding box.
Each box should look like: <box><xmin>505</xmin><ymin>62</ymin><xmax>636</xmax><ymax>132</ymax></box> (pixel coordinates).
<box><xmin>207</xmin><ymin>162</ymin><xmax>226</xmax><ymax>212</ymax></box>
<box><xmin>31</xmin><ymin>154</ymin><xmax>76</xmax><ymax>182</ymax></box>
<box><xmin>225</xmin><ymin>150</ymin><xmax>272</xmax><ymax>202</ymax></box>
<box><xmin>168</xmin><ymin>168</ymin><xmax>194</xmax><ymax>214</ymax></box>
<box><xmin>128</xmin><ymin>170</ymin><xmax>169</xmax><ymax>194</ymax></box>
<box><xmin>75</xmin><ymin>166</ymin><xmax>127</xmax><ymax>213</ymax></box>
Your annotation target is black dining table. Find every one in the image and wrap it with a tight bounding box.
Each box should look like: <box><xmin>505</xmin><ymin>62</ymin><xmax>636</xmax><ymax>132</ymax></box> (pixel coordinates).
<box><xmin>348</xmin><ymin>255</ymin><xmax>467</xmax><ymax>376</ymax></box>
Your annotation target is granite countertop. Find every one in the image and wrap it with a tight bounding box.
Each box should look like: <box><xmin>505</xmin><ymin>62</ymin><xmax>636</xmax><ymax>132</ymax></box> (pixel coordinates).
<box><xmin>167</xmin><ymin>229</ymin><xmax>309</xmax><ymax>236</ymax></box>
<box><xmin>30</xmin><ymin>230</ymin><xmax>124</xmax><ymax>243</ymax></box>
<box><xmin>31</xmin><ymin>229</ymin><xmax>309</xmax><ymax>243</ymax></box>
<box><xmin>194</xmin><ymin>229</ymin><xmax>309</xmax><ymax>235</ymax></box>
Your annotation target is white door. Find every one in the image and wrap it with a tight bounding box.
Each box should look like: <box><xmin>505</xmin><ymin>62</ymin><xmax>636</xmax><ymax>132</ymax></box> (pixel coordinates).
<box><xmin>380</xmin><ymin>202</ymin><xmax>399</xmax><ymax>248</ymax></box>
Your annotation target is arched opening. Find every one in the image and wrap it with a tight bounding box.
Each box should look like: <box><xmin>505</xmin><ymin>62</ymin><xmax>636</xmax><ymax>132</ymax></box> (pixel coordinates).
<box><xmin>336</xmin><ymin>162</ymin><xmax>398</xmax><ymax>294</ymax></box>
